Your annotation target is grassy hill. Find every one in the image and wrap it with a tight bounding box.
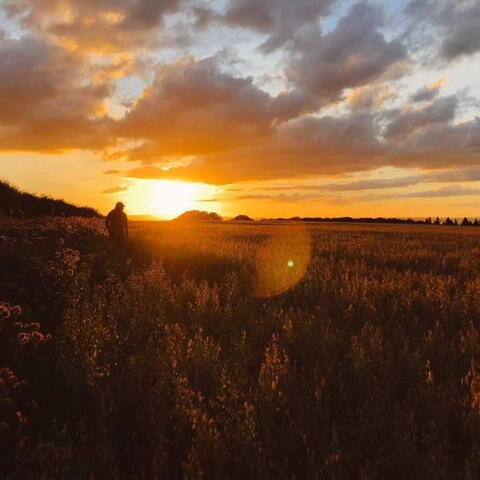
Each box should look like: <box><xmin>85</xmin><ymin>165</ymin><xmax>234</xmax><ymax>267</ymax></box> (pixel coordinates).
<box><xmin>0</xmin><ymin>180</ymin><xmax>101</xmax><ymax>218</ymax></box>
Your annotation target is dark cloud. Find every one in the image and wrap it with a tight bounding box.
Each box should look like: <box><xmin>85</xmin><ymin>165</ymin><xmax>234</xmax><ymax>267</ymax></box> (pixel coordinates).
<box><xmin>224</xmin><ymin>0</ymin><xmax>336</xmax><ymax>52</ymax></box>
<box><xmin>0</xmin><ymin>35</ymin><xmax>114</xmax><ymax>152</ymax></box>
<box><xmin>406</xmin><ymin>0</ymin><xmax>480</xmax><ymax>61</ymax></box>
<box><xmin>441</xmin><ymin>2</ymin><xmax>480</xmax><ymax>60</ymax></box>
<box><xmin>391</xmin><ymin>117</ymin><xmax>480</xmax><ymax>162</ymax></box>
<box><xmin>410</xmin><ymin>81</ymin><xmax>443</xmax><ymax>103</ymax></box>
<box><xmin>285</xmin><ymin>2</ymin><xmax>408</xmax><ymax>103</ymax></box>
<box><xmin>384</xmin><ymin>96</ymin><xmax>458</xmax><ymax>139</ymax></box>
<box><xmin>4</xmin><ymin>0</ymin><xmax>183</xmax><ymax>52</ymax></box>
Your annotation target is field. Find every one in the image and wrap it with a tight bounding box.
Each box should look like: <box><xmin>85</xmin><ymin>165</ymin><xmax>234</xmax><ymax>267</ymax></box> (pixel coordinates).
<box><xmin>2</xmin><ymin>217</ymin><xmax>480</xmax><ymax>478</ymax></box>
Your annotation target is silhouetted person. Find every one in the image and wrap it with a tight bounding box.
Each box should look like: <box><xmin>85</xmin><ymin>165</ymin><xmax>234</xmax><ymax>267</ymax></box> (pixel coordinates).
<box><xmin>106</xmin><ymin>202</ymin><xmax>128</xmax><ymax>245</ymax></box>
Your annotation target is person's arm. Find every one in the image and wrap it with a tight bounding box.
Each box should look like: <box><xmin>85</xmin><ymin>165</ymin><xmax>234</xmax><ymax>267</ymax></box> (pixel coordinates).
<box><xmin>105</xmin><ymin>212</ymin><xmax>111</xmax><ymax>230</ymax></box>
<box><xmin>124</xmin><ymin>214</ymin><xmax>128</xmax><ymax>237</ymax></box>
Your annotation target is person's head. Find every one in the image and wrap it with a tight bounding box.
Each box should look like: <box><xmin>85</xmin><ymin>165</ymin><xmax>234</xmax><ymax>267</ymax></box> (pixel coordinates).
<box><xmin>115</xmin><ymin>202</ymin><xmax>125</xmax><ymax>211</ymax></box>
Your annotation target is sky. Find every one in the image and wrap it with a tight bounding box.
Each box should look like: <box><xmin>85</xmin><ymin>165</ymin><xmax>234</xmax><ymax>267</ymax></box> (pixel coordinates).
<box><xmin>1</xmin><ymin>0</ymin><xmax>480</xmax><ymax>219</ymax></box>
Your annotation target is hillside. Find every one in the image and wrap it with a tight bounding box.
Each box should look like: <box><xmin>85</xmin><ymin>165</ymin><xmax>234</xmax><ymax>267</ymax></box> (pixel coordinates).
<box><xmin>0</xmin><ymin>180</ymin><xmax>101</xmax><ymax>218</ymax></box>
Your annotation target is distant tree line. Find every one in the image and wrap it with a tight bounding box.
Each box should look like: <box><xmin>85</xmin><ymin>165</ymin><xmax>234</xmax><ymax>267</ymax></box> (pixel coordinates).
<box><xmin>424</xmin><ymin>217</ymin><xmax>480</xmax><ymax>226</ymax></box>
<box><xmin>265</xmin><ymin>216</ymin><xmax>480</xmax><ymax>226</ymax></box>
<box><xmin>175</xmin><ymin>211</ymin><xmax>480</xmax><ymax>226</ymax></box>
<box><xmin>0</xmin><ymin>180</ymin><xmax>101</xmax><ymax>218</ymax></box>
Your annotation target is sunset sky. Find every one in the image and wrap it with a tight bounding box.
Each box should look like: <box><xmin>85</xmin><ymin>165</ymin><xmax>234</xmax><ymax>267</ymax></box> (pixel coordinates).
<box><xmin>1</xmin><ymin>0</ymin><xmax>480</xmax><ymax>219</ymax></box>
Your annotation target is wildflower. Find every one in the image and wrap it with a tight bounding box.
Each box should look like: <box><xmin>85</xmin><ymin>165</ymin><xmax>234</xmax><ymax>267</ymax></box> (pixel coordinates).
<box><xmin>31</xmin><ymin>331</ymin><xmax>45</xmax><ymax>343</ymax></box>
<box><xmin>16</xmin><ymin>410</ymin><xmax>27</xmax><ymax>425</ymax></box>
<box><xmin>0</xmin><ymin>305</ymin><xmax>10</xmax><ymax>319</ymax></box>
<box><xmin>0</xmin><ymin>368</ymin><xmax>13</xmax><ymax>378</ymax></box>
<box><xmin>9</xmin><ymin>305</ymin><xmax>22</xmax><ymax>316</ymax></box>
<box><xmin>18</xmin><ymin>332</ymin><xmax>31</xmax><ymax>344</ymax></box>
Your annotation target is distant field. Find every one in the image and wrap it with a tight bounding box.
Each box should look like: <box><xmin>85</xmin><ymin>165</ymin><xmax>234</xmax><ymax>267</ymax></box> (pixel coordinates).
<box><xmin>3</xmin><ymin>218</ymin><xmax>480</xmax><ymax>478</ymax></box>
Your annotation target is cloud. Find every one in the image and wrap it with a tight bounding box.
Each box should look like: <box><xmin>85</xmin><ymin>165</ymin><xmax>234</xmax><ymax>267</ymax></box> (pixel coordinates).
<box><xmin>384</xmin><ymin>96</ymin><xmax>458</xmax><ymax>138</ymax></box>
<box><xmin>364</xmin><ymin>184</ymin><xmax>480</xmax><ymax>201</ymax></box>
<box><xmin>4</xmin><ymin>0</ymin><xmax>184</xmax><ymax>53</ymax></box>
<box><xmin>1</xmin><ymin>0</ymin><xmax>478</xmax><ymax>191</ymax></box>
<box><xmin>114</xmin><ymin>58</ymin><xmax>478</xmax><ymax>185</ymax></box>
<box><xmin>0</xmin><ymin>35</ymin><xmax>114</xmax><ymax>152</ymax></box>
<box><xmin>114</xmin><ymin>56</ymin><xmax>318</xmax><ymax>163</ymax></box>
<box><xmin>224</xmin><ymin>0</ymin><xmax>336</xmax><ymax>52</ymax></box>
<box><xmin>192</xmin><ymin>6</ymin><xmax>219</xmax><ymax>30</ymax></box>
<box><xmin>390</xmin><ymin>117</ymin><xmax>480</xmax><ymax>163</ymax></box>
<box><xmin>406</xmin><ymin>0</ymin><xmax>480</xmax><ymax>61</ymax></box>
<box><xmin>285</xmin><ymin>2</ymin><xmax>408</xmax><ymax>104</ymax></box>
<box><xmin>118</xmin><ymin>112</ymin><xmax>383</xmax><ymax>184</ymax></box>
<box><xmin>440</xmin><ymin>2</ymin><xmax>480</xmax><ymax>60</ymax></box>
<box><xmin>429</xmin><ymin>168</ymin><xmax>480</xmax><ymax>183</ymax></box>
<box><xmin>410</xmin><ymin>79</ymin><xmax>445</xmax><ymax>103</ymax></box>
<box><xmin>102</xmin><ymin>185</ymin><xmax>129</xmax><ymax>194</ymax></box>
<box><xmin>347</xmin><ymin>85</ymin><xmax>397</xmax><ymax>111</ymax></box>
<box><xmin>224</xmin><ymin>183</ymin><xmax>480</xmax><ymax>205</ymax></box>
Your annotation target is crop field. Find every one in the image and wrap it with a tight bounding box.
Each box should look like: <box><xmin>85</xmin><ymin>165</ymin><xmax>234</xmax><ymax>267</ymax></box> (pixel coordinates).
<box><xmin>2</xmin><ymin>218</ymin><xmax>480</xmax><ymax>478</ymax></box>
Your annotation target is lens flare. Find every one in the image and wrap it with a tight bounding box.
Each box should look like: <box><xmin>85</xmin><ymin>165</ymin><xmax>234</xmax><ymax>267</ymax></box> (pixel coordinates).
<box><xmin>251</xmin><ymin>225</ymin><xmax>311</xmax><ymax>298</ymax></box>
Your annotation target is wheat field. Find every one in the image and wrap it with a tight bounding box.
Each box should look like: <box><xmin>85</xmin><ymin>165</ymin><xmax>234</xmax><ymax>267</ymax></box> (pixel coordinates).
<box><xmin>2</xmin><ymin>218</ymin><xmax>480</xmax><ymax>478</ymax></box>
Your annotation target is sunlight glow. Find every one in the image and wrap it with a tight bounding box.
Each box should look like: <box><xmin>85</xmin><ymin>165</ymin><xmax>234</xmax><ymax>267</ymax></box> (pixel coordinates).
<box><xmin>123</xmin><ymin>180</ymin><xmax>219</xmax><ymax>219</ymax></box>
<box><xmin>151</xmin><ymin>181</ymin><xmax>202</xmax><ymax>217</ymax></box>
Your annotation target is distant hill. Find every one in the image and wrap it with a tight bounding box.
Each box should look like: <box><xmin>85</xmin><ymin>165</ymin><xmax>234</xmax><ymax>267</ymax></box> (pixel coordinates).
<box><xmin>229</xmin><ymin>215</ymin><xmax>254</xmax><ymax>222</ymax></box>
<box><xmin>174</xmin><ymin>210</ymin><xmax>223</xmax><ymax>222</ymax></box>
<box><xmin>0</xmin><ymin>180</ymin><xmax>101</xmax><ymax>218</ymax></box>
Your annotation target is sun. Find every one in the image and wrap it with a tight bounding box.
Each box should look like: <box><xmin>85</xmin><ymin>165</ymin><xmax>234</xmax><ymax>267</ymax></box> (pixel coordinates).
<box><xmin>121</xmin><ymin>179</ymin><xmax>219</xmax><ymax>218</ymax></box>
<box><xmin>151</xmin><ymin>180</ymin><xmax>201</xmax><ymax>218</ymax></box>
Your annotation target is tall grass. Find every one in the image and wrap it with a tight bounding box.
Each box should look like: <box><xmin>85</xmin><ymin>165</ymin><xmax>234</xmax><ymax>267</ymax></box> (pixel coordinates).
<box><xmin>2</xmin><ymin>218</ymin><xmax>480</xmax><ymax>478</ymax></box>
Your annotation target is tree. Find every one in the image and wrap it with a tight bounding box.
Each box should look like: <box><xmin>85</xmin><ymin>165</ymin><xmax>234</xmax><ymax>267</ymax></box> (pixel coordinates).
<box><xmin>434</xmin><ymin>217</ymin><xmax>441</xmax><ymax>225</ymax></box>
<box><xmin>174</xmin><ymin>210</ymin><xmax>223</xmax><ymax>222</ymax></box>
<box><xmin>445</xmin><ymin>217</ymin><xmax>454</xmax><ymax>225</ymax></box>
<box><xmin>230</xmin><ymin>215</ymin><xmax>254</xmax><ymax>222</ymax></box>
